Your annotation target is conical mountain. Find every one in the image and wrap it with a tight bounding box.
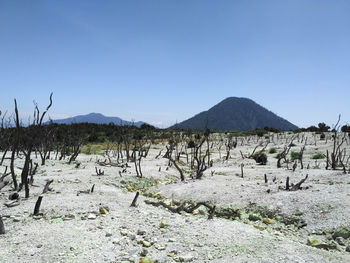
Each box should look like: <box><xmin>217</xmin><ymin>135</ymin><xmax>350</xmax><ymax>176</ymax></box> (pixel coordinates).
<box><xmin>171</xmin><ymin>97</ymin><xmax>298</xmax><ymax>131</ymax></box>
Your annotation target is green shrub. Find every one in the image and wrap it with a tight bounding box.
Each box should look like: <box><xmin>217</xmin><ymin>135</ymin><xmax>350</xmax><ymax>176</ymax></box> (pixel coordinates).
<box><xmin>291</xmin><ymin>151</ymin><xmax>300</xmax><ymax>161</ymax></box>
<box><xmin>312</xmin><ymin>153</ymin><xmax>325</xmax><ymax>159</ymax></box>
<box><xmin>268</xmin><ymin>147</ymin><xmax>277</xmax><ymax>154</ymax></box>
<box><xmin>252</xmin><ymin>152</ymin><xmax>267</xmax><ymax>165</ymax></box>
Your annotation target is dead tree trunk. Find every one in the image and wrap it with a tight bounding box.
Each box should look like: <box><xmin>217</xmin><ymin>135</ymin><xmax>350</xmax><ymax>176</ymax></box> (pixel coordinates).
<box><xmin>0</xmin><ymin>215</ymin><xmax>5</xmax><ymax>234</ymax></box>
<box><xmin>33</xmin><ymin>195</ymin><xmax>43</xmax><ymax>216</ymax></box>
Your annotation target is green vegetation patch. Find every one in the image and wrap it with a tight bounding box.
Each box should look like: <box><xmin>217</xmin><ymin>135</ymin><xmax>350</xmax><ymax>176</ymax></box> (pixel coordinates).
<box><xmin>312</xmin><ymin>153</ymin><xmax>325</xmax><ymax>159</ymax></box>
<box><xmin>252</xmin><ymin>152</ymin><xmax>267</xmax><ymax>165</ymax></box>
<box><xmin>81</xmin><ymin>142</ymin><xmax>113</xmax><ymax>155</ymax></box>
<box><xmin>268</xmin><ymin>147</ymin><xmax>277</xmax><ymax>154</ymax></box>
<box><xmin>120</xmin><ymin>177</ymin><xmax>159</xmax><ymax>193</ymax></box>
<box><xmin>290</xmin><ymin>151</ymin><xmax>300</xmax><ymax>161</ymax></box>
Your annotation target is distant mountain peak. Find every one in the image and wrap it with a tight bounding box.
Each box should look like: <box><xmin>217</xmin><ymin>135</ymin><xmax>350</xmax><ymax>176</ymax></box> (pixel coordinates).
<box><xmin>171</xmin><ymin>97</ymin><xmax>298</xmax><ymax>131</ymax></box>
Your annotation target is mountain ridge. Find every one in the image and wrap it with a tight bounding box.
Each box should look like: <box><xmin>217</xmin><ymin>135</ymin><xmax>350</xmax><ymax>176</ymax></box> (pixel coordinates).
<box><xmin>48</xmin><ymin>112</ymin><xmax>146</xmax><ymax>127</ymax></box>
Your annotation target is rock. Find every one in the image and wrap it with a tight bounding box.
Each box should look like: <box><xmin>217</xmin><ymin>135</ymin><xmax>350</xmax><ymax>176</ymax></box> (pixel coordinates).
<box><xmin>105</xmin><ymin>232</ymin><xmax>112</xmax><ymax>237</ymax></box>
<box><xmin>139</xmin><ymin>257</ymin><xmax>155</xmax><ymax>263</ymax></box>
<box><xmin>346</xmin><ymin>245</ymin><xmax>350</xmax><ymax>252</ymax></box>
<box><xmin>335</xmin><ymin>236</ymin><xmax>346</xmax><ymax>246</ymax></box>
<box><xmin>13</xmin><ymin>217</ymin><xmax>21</xmax><ymax>222</ymax></box>
<box><xmin>112</xmin><ymin>239</ymin><xmax>120</xmax><ymax>245</ymax></box>
<box><xmin>332</xmin><ymin>226</ymin><xmax>350</xmax><ymax>239</ymax></box>
<box><xmin>176</xmin><ymin>254</ymin><xmax>194</xmax><ymax>262</ymax></box>
<box><xmin>254</xmin><ymin>224</ymin><xmax>267</xmax><ymax>230</ymax></box>
<box><xmin>307</xmin><ymin>237</ymin><xmax>338</xmax><ymax>250</ymax></box>
<box><xmin>183</xmin><ymin>255</ymin><xmax>195</xmax><ymax>262</ymax></box>
<box><xmin>155</xmin><ymin>245</ymin><xmax>166</xmax><ymax>250</ymax></box>
<box><xmin>4</xmin><ymin>200</ymin><xmax>20</xmax><ymax>208</ymax></box>
<box><xmin>88</xmin><ymin>214</ymin><xmax>97</xmax><ymax>220</ymax></box>
<box><xmin>130</xmin><ymin>235</ymin><xmax>136</xmax><ymax>240</ymax></box>
<box><xmin>168</xmin><ymin>238</ymin><xmax>176</xmax><ymax>242</ymax></box>
<box><xmin>208</xmin><ymin>253</ymin><xmax>214</xmax><ymax>260</ymax></box>
<box><xmin>137</xmin><ymin>229</ymin><xmax>146</xmax><ymax>236</ymax></box>
<box><xmin>99</xmin><ymin>206</ymin><xmax>109</xmax><ymax>215</ymax></box>
<box><xmin>263</xmin><ymin>218</ymin><xmax>274</xmax><ymax>224</ymax></box>
<box><xmin>142</xmin><ymin>241</ymin><xmax>152</xmax><ymax>248</ymax></box>
<box><xmin>248</xmin><ymin>213</ymin><xmax>261</xmax><ymax>221</ymax></box>
<box><xmin>140</xmin><ymin>248</ymin><xmax>148</xmax><ymax>256</ymax></box>
<box><xmin>9</xmin><ymin>192</ymin><xmax>19</xmax><ymax>200</ymax></box>
<box><xmin>63</xmin><ymin>214</ymin><xmax>75</xmax><ymax>221</ymax></box>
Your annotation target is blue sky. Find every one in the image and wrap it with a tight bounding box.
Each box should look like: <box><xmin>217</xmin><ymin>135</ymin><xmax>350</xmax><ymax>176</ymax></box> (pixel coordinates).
<box><xmin>1</xmin><ymin>0</ymin><xmax>349</xmax><ymax>128</ymax></box>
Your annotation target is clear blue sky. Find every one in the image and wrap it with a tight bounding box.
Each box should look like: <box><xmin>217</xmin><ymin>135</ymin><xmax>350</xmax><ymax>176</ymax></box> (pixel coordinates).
<box><xmin>1</xmin><ymin>0</ymin><xmax>349</xmax><ymax>128</ymax></box>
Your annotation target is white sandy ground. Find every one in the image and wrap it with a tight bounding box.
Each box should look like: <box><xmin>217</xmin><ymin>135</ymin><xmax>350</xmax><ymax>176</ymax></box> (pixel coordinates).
<box><xmin>0</xmin><ymin>132</ymin><xmax>350</xmax><ymax>262</ymax></box>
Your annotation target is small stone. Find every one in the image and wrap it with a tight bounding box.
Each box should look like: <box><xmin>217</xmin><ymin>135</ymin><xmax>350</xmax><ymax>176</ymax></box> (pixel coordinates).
<box><xmin>155</xmin><ymin>245</ymin><xmax>166</xmax><ymax>250</ymax></box>
<box><xmin>140</xmin><ymin>248</ymin><xmax>148</xmax><ymax>256</ymax></box>
<box><xmin>142</xmin><ymin>241</ymin><xmax>152</xmax><ymax>247</ymax></box>
<box><xmin>208</xmin><ymin>253</ymin><xmax>214</xmax><ymax>260</ymax></box>
<box><xmin>137</xmin><ymin>229</ymin><xmax>146</xmax><ymax>236</ymax></box>
<box><xmin>307</xmin><ymin>237</ymin><xmax>338</xmax><ymax>250</ymax></box>
<box><xmin>36</xmin><ymin>244</ymin><xmax>42</xmax><ymax>248</ymax></box>
<box><xmin>112</xmin><ymin>239</ymin><xmax>120</xmax><ymax>245</ymax></box>
<box><xmin>254</xmin><ymin>224</ymin><xmax>267</xmax><ymax>230</ymax></box>
<box><xmin>88</xmin><ymin>214</ymin><xmax>97</xmax><ymax>220</ymax></box>
<box><xmin>13</xmin><ymin>217</ymin><xmax>21</xmax><ymax>222</ymax></box>
<box><xmin>335</xmin><ymin>236</ymin><xmax>346</xmax><ymax>246</ymax></box>
<box><xmin>179</xmin><ymin>254</ymin><xmax>194</xmax><ymax>262</ymax></box>
<box><xmin>105</xmin><ymin>232</ymin><xmax>112</xmax><ymax>237</ymax></box>
<box><xmin>139</xmin><ymin>257</ymin><xmax>155</xmax><ymax>263</ymax></box>
<box><xmin>129</xmin><ymin>235</ymin><xmax>136</xmax><ymax>240</ymax></box>
<box><xmin>99</xmin><ymin>206</ymin><xmax>109</xmax><ymax>215</ymax></box>
<box><xmin>263</xmin><ymin>218</ymin><xmax>274</xmax><ymax>224</ymax></box>
<box><xmin>168</xmin><ymin>238</ymin><xmax>176</xmax><ymax>242</ymax></box>
<box><xmin>63</xmin><ymin>214</ymin><xmax>75</xmax><ymax>221</ymax></box>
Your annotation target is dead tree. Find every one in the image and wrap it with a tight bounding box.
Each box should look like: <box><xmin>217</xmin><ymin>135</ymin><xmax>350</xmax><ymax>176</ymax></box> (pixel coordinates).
<box><xmin>277</xmin><ymin>136</ymin><xmax>296</xmax><ymax>168</ymax></box>
<box><xmin>327</xmin><ymin>115</ymin><xmax>347</xmax><ymax>170</ymax></box>
<box><xmin>16</xmin><ymin>93</ymin><xmax>53</xmax><ymax>198</ymax></box>
<box><xmin>298</xmin><ymin>140</ymin><xmax>307</xmax><ymax>169</ymax></box>
<box><xmin>290</xmin><ymin>174</ymin><xmax>308</xmax><ymax>191</ymax></box>
<box><xmin>165</xmin><ymin>145</ymin><xmax>185</xmax><ymax>181</ymax></box>
<box><xmin>193</xmin><ymin>137</ymin><xmax>209</xmax><ymax>179</ymax></box>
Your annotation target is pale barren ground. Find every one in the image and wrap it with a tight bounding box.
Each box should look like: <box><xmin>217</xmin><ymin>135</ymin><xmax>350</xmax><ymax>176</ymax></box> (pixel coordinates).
<box><xmin>1</xmin><ymin>132</ymin><xmax>350</xmax><ymax>263</ymax></box>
